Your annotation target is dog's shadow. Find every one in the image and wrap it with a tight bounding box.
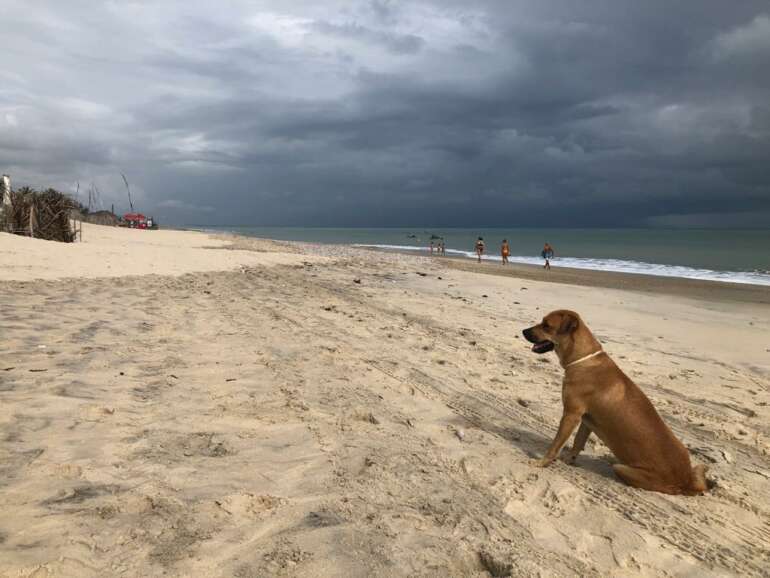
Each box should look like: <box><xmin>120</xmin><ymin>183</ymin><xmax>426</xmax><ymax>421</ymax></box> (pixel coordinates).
<box><xmin>467</xmin><ymin>418</ymin><xmax>619</xmax><ymax>483</ymax></box>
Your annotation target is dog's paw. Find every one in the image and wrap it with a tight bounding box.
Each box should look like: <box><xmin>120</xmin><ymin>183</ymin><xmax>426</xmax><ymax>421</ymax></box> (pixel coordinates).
<box><xmin>533</xmin><ymin>456</ymin><xmax>554</xmax><ymax>468</ymax></box>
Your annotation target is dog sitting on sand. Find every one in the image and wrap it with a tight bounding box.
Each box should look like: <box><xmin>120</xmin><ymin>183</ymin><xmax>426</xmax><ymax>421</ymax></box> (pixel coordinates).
<box><xmin>523</xmin><ymin>309</ymin><xmax>708</xmax><ymax>495</ymax></box>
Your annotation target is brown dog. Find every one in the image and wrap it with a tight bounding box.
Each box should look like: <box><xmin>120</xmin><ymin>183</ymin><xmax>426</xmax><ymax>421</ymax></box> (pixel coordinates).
<box><xmin>523</xmin><ymin>309</ymin><xmax>708</xmax><ymax>495</ymax></box>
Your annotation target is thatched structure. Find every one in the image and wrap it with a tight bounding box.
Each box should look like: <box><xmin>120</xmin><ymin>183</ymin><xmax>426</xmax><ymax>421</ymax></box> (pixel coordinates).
<box><xmin>2</xmin><ymin>186</ymin><xmax>77</xmax><ymax>242</ymax></box>
<box><xmin>84</xmin><ymin>209</ymin><xmax>121</xmax><ymax>226</ymax></box>
<box><xmin>69</xmin><ymin>208</ymin><xmax>122</xmax><ymax>227</ymax></box>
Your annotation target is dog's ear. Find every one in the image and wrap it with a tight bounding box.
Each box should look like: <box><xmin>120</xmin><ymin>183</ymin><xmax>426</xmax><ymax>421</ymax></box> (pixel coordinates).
<box><xmin>557</xmin><ymin>313</ymin><xmax>579</xmax><ymax>334</ymax></box>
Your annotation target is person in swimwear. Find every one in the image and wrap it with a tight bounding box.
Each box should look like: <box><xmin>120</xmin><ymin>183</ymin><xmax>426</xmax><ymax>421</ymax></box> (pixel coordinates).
<box><xmin>501</xmin><ymin>239</ymin><xmax>510</xmax><ymax>265</ymax></box>
<box><xmin>542</xmin><ymin>242</ymin><xmax>554</xmax><ymax>270</ymax></box>
<box><xmin>475</xmin><ymin>237</ymin><xmax>485</xmax><ymax>262</ymax></box>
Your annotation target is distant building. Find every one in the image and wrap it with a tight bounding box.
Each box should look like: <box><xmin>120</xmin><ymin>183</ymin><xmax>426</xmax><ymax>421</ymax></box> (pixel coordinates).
<box><xmin>1</xmin><ymin>174</ymin><xmax>9</xmax><ymax>201</ymax></box>
<box><xmin>1</xmin><ymin>174</ymin><xmax>11</xmax><ymax>229</ymax></box>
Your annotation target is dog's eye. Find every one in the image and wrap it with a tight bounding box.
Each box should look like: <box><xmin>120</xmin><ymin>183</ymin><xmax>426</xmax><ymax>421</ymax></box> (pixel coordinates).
<box><xmin>542</xmin><ymin>322</ymin><xmax>549</xmax><ymax>330</ymax></box>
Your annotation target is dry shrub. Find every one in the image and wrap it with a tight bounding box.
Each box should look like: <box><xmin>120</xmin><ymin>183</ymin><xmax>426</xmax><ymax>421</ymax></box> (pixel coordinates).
<box><xmin>3</xmin><ymin>186</ymin><xmax>77</xmax><ymax>242</ymax></box>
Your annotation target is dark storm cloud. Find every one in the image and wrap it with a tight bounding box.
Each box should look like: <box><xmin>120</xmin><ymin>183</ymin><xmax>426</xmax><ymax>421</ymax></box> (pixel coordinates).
<box><xmin>1</xmin><ymin>0</ymin><xmax>769</xmax><ymax>226</ymax></box>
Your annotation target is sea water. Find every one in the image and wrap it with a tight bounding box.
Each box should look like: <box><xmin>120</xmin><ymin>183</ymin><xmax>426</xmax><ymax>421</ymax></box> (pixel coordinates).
<box><xmin>205</xmin><ymin>227</ymin><xmax>770</xmax><ymax>286</ymax></box>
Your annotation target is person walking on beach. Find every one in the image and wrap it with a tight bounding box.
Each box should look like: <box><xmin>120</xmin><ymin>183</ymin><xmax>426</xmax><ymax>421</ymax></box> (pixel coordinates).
<box><xmin>439</xmin><ymin>241</ymin><xmax>446</xmax><ymax>256</ymax></box>
<box><xmin>542</xmin><ymin>242</ymin><xmax>554</xmax><ymax>270</ymax></box>
<box><xmin>501</xmin><ymin>239</ymin><xmax>510</xmax><ymax>265</ymax></box>
<box><xmin>429</xmin><ymin>240</ymin><xmax>434</xmax><ymax>256</ymax></box>
<box><xmin>475</xmin><ymin>237</ymin><xmax>485</xmax><ymax>262</ymax></box>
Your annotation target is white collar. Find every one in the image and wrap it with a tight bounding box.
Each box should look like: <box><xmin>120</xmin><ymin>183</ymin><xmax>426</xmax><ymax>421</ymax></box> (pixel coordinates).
<box><xmin>565</xmin><ymin>349</ymin><xmax>604</xmax><ymax>368</ymax></box>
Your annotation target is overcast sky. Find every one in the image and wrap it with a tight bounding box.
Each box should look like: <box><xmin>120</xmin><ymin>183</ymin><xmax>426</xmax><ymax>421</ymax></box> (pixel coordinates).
<box><xmin>2</xmin><ymin>1</ymin><xmax>770</xmax><ymax>227</ymax></box>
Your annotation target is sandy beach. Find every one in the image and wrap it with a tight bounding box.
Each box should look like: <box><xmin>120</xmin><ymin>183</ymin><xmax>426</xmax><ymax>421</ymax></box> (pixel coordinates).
<box><xmin>1</xmin><ymin>224</ymin><xmax>769</xmax><ymax>577</ymax></box>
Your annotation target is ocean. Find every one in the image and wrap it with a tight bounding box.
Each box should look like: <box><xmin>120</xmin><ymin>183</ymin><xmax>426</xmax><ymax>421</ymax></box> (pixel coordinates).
<box><xmin>206</xmin><ymin>227</ymin><xmax>770</xmax><ymax>286</ymax></box>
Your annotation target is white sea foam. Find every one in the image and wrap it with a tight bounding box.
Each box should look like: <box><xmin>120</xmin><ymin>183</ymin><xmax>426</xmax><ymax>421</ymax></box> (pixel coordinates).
<box><xmin>354</xmin><ymin>244</ymin><xmax>770</xmax><ymax>286</ymax></box>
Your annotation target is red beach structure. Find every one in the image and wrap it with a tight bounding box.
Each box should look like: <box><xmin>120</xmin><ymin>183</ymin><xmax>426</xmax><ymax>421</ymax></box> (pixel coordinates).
<box><xmin>123</xmin><ymin>212</ymin><xmax>149</xmax><ymax>229</ymax></box>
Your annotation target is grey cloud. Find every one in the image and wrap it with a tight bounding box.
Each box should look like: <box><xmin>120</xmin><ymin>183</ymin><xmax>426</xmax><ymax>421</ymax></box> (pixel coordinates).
<box><xmin>712</xmin><ymin>14</ymin><xmax>770</xmax><ymax>61</ymax></box>
<box><xmin>1</xmin><ymin>1</ymin><xmax>769</xmax><ymax>227</ymax></box>
<box><xmin>310</xmin><ymin>20</ymin><xmax>424</xmax><ymax>54</ymax></box>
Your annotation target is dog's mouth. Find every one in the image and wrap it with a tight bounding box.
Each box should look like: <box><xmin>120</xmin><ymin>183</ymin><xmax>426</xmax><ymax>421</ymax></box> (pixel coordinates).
<box><xmin>531</xmin><ymin>340</ymin><xmax>555</xmax><ymax>354</ymax></box>
<box><xmin>522</xmin><ymin>327</ymin><xmax>554</xmax><ymax>354</ymax></box>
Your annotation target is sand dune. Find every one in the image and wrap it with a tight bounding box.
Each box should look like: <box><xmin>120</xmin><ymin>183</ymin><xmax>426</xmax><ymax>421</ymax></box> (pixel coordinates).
<box><xmin>0</xmin><ymin>224</ymin><xmax>322</xmax><ymax>281</ymax></box>
<box><xmin>1</xmin><ymin>226</ymin><xmax>768</xmax><ymax>577</ymax></box>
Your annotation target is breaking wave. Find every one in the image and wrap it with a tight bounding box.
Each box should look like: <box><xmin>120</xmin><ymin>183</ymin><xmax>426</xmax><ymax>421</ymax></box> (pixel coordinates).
<box><xmin>353</xmin><ymin>244</ymin><xmax>770</xmax><ymax>286</ymax></box>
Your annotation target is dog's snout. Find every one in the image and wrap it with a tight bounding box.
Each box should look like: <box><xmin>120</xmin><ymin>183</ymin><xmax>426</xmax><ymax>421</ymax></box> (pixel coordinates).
<box><xmin>523</xmin><ymin>327</ymin><xmax>536</xmax><ymax>343</ymax></box>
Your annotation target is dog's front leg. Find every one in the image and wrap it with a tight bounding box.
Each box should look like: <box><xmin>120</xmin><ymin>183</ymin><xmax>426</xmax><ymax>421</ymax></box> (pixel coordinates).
<box><xmin>562</xmin><ymin>421</ymin><xmax>592</xmax><ymax>464</ymax></box>
<box><xmin>536</xmin><ymin>412</ymin><xmax>582</xmax><ymax>467</ymax></box>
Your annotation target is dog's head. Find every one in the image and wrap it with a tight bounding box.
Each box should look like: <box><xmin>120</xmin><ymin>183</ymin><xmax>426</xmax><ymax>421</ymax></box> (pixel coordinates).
<box><xmin>522</xmin><ymin>310</ymin><xmax>581</xmax><ymax>355</ymax></box>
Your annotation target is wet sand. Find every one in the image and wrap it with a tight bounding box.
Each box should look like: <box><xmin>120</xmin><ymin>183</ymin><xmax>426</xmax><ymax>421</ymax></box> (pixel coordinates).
<box><xmin>445</xmin><ymin>258</ymin><xmax>770</xmax><ymax>305</ymax></box>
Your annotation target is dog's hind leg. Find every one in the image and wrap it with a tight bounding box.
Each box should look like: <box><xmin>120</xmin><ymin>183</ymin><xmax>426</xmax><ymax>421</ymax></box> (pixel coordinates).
<box><xmin>563</xmin><ymin>422</ymin><xmax>592</xmax><ymax>464</ymax></box>
<box><xmin>613</xmin><ymin>464</ymin><xmax>680</xmax><ymax>495</ymax></box>
<box><xmin>613</xmin><ymin>464</ymin><xmax>658</xmax><ymax>490</ymax></box>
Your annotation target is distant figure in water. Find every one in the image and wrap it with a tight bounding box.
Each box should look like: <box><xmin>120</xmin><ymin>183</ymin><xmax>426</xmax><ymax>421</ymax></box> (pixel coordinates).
<box><xmin>501</xmin><ymin>239</ymin><xmax>510</xmax><ymax>265</ymax></box>
<box><xmin>429</xmin><ymin>240</ymin><xmax>434</xmax><ymax>255</ymax></box>
<box><xmin>542</xmin><ymin>242</ymin><xmax>554</xmax><ymax>270</ymax></box>
<box><xmin>441</xmin><ymin>242</ymin><xmax>446</xmax><ymax>256</ymax></box>
<box><xmin>475</xmin><ymin>237</ymin><xmax>485</xmax><ymax>262</ymax></box>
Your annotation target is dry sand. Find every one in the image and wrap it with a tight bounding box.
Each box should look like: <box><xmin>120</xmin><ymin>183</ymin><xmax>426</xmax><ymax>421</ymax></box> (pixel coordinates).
<box><xmin>1</xmin><ymin>225</ymin><xmax>769</xmax><ymax>577</ymax></box>
<box><xmin>0</xmin><ymin>224</ymin><xmax>316</xmax><ymax>281</ymax></box>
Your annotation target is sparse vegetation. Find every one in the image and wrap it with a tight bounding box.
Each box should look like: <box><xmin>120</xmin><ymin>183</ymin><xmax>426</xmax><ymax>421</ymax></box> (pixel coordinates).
<box><xmin>2</xmin><ymin>186</ymin><xmax>78</xmax><ymax>242</ymax></box>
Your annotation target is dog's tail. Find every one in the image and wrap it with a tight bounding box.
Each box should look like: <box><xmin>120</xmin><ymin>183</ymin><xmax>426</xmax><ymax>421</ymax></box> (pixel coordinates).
<box><xmin>689</xmin><ymin>464</ymin><xmax>709</xmax><ymax>495</ymax></box>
